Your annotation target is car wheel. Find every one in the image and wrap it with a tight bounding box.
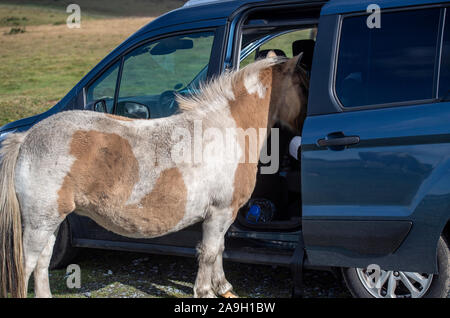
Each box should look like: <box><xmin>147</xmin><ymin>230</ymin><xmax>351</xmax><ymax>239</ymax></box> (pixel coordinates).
<box><xmin>342</xmin><ymin>236</ymin><xmax>449</xmax><ymax>298</ymax></box>
<box><xmin>49</xmin><ymin>218</ymin><xmax>79</xmax><ymax>270</ymax></box>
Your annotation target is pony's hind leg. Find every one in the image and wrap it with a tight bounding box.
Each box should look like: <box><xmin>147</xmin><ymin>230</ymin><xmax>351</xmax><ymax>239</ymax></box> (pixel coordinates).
<box><xmin>194</xmin><ymin>207</ymin><xmax>235</xmax><ymax>298</ymax></box>
<box><xmin>33</xmin><ymin>233</ymin><xmax>56</xmax><ymax>298</ymax></box>
<box><xmin>22</xmin><ymin>226</ymin><xmax>59</xmax><ymax>298</ymax></box>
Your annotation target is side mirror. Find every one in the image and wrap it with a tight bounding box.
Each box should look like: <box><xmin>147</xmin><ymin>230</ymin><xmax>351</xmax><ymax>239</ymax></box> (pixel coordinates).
<box><xmin>118</xmin><ymin>102</ymin><xmax>150</xmax><ymax>119</ymax></box>
<box><xmin>94</xmin><ymin>99</ymin><xmax>107</xmax><ymax>113</ymax></box>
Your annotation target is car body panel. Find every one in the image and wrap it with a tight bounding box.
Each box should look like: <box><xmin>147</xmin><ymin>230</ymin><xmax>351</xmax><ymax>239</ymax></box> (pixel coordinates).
<box><xmin>302</xmin><ymin>1</ymin><xmax>450</xmax><ymax>273</ymax></box>
<box><xmin>301</xmin><ymin>102</ymin><xmax>450</xmax><ymax>273</ymax></box>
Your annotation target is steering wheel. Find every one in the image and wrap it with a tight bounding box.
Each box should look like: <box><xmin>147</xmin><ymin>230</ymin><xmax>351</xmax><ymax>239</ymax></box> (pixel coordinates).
<box><xmin>159</xmin><ymin>90</ymin><xmax>177</xmax><ymax>111</ymax></box>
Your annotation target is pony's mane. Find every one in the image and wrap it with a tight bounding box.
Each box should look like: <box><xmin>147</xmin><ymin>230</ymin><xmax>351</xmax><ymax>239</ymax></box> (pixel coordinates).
<box><xmin>176</xmin><ymin>56</ymin><xmax>286</xmax><ymax>114</ymax></box>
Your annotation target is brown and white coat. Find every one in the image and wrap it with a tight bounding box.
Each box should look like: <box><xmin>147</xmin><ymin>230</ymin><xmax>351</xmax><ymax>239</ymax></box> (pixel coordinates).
<box><xmin>0</xmin><ymin>54</ymin><xmax>308</xmax><ymax>298</ymax></box>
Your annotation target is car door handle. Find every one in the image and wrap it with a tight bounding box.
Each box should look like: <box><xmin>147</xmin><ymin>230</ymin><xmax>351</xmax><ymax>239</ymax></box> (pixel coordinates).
<box><xmin>317</xmin><ymin>135</ymin><xmax>360</xmax><ymax>148</ymax></box>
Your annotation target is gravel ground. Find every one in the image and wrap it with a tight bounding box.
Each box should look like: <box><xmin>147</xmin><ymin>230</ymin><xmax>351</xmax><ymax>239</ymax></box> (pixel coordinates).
<box><xmin>31</xmin><ymin>249</ymin><xmax>351</xmax><ymax>298</ymax></box>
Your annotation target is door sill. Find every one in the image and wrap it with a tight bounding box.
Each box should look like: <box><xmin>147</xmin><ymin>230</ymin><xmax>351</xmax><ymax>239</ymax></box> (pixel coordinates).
<box><xmin>228</xmin><ymin>225</ymin><xmax>301</xmax><ymax>243</ymax></box>
<box><xmin>72</xmin><ymin>238</ymin><xmax>295</xmax><ymax>266</ymax></box>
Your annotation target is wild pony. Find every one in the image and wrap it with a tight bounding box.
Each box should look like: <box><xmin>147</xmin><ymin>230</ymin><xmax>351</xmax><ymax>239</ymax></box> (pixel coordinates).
<box><xmin>0</xmin><ymin>53</ymin><xmax>308</xmax><ymax>298</ymax></box>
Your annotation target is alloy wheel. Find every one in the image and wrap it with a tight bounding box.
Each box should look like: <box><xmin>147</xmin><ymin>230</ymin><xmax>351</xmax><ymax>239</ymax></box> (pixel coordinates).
<box><xmin>356</xmin><ymin>267</ymin><xmax>433</xmax><ymax>298</ymax></box>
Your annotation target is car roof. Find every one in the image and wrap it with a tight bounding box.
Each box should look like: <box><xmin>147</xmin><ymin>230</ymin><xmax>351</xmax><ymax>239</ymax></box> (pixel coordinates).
<box><xmin>321</xmin><ymin>0</ymin><xmax>449</xmax><ymax>15</ymax></box>
<box><xmin>133</xmin><ymin>0</ymin><xmax>263</xmax><ymax>36</ymax></box>
<box><xmin>132</xmin><ymin>0</ymin><xmax>330</xmax><ymax>37</ymax></box>
<box><xmin>134</xmin><ymin>0</ymin><xmax>449</xmax><ymax>37</ymax></box>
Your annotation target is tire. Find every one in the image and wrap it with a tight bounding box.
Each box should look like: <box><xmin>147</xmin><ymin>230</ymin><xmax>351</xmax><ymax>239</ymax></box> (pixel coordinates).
<box><xmin>342</xmin><ymin>236</ymin><xmax>449</xmax><ymax>298</ymax></box>
<box><xmin>49</xmin><ymin>218</ymin><xmax>79</xmax><ymax>270</ymax></box>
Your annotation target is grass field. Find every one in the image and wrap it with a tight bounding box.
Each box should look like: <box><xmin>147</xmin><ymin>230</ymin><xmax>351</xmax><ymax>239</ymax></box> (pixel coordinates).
<box><xmin>0</xmin><ymin>1</ymin><xmax>185</xmax><ymax>126</ymax></box>
<box><xmin>0</xmin><ymin>0</ymin><xmax>186</xmax><ymax>19</ymax></box>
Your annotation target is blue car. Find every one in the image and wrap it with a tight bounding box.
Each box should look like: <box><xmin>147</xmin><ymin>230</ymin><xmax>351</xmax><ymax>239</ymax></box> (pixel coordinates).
<box><xmin>1</xmin><ymin>0</ymin><xmax>449</xmax><ymax>298</ymax></box>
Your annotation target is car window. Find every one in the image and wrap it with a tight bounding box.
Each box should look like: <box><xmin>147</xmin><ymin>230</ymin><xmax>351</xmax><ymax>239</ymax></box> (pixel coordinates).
<box><xmin>86</xmin><ymin>60</ymin><xmax>120</xmax><ymax>113</ymax></box>
<box><xmin>240</xmin><ymin>28</ymin><xmax>316</xmax><ymax>68</ymax></box>
<box><xmin>117</xmin><ymin>31</ymin><xmax>214</xmax><ymax>119</ymax></box>
<box><xmin>439</xmin><ymin>9</ymin><xmax>450</xmax><ymax>100</ymax></box>
<box><xmin>335</xmin><ymin>8</ymin><xmax>440</xmax><ymax>108</ymax></box>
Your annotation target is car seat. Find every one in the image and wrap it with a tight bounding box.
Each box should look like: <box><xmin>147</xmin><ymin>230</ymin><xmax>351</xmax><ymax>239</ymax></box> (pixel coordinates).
<box><xmin>292</xmin><ymin>39</ymin><xmax>315</xmax><ymax>72</ymax></box>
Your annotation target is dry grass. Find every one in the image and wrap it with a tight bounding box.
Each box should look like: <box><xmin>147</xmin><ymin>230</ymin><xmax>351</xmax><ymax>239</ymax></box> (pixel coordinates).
<box><xmin>0</xmin><ymin>17</ymin><xmax>152</xmax><ymax>125</ymax></box>
<box><xmin>0</xmin><ymin>4</ymin><xmax>74</xmax><ymax>27</ymax></box>
<box><xmin>0</xmin><ymin>0</ymin><xmax>186</xmax><ymax>18</ymax></box>
<box><xmin>0</xmin><ymin>1</ymin><xmax>187</xmax><ymax>126</ymax></box>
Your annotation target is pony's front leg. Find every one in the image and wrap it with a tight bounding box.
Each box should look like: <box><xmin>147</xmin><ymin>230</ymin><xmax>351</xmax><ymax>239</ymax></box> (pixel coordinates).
<box><xmin>194</xmin><ymin>207</ymin><xmax>234</xmax><ymax>298</ymax></box>
<box><xmin>211</xmin><ymin>241</ymin><xmax>237</xmax><ymax>298</ymax></box>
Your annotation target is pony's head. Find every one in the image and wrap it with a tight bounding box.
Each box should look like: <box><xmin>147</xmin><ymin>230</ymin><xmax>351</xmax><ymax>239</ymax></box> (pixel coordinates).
<box><xmin>269</xmin><ymin>53</ymin><xmax>309</xmax><ymax>134</ymax></box>
<box><xmin>176</xmin><ymin>52</ymin><xmax>309</xmax><ymax>135</ymax></box>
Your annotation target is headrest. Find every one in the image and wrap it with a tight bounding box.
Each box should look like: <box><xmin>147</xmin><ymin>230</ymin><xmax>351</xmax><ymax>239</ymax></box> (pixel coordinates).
<box><xmin>255</xmin><ymin>49</ymin><xmax>287</xmax><ymax>60</ymax></box>
<box><xmin>292</xmin><ymin>39</ymin><xmax>315</xmax><ymax>70</ymax></box>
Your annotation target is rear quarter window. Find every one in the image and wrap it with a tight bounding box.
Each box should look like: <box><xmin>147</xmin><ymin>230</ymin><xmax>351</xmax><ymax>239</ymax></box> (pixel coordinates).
<box><xmin>335</xmin><ymin>8</ymin><xmax>441</xmax><ymax>108</ymax></box>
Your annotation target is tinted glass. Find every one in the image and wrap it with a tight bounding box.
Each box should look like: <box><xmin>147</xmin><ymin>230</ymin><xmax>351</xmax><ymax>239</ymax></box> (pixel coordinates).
<box><xmin>240</xmin><ymin>28</ymin><xmax>316</xmax><ymax>68</ymax></box>
<box><xmin>118</xmin><ymin>32</ymin><xmax>214</xmax><ymax>118</ymax></box>
<box><xmin>86</xmin><ymin>60</ymin><xmax>120</xmax><ymax>113</ymax></box>
<box><xmin>336</xmin><ymin>9</ymin><xmax>440</xmax><ymax>108</ymax></box>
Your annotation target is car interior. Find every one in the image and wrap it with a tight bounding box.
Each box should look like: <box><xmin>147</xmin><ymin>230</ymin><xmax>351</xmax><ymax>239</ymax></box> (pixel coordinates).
<box><xmin>235</xmin><ymin>24</ymin><xmax>318</xmax><ymax>232</ymax></box>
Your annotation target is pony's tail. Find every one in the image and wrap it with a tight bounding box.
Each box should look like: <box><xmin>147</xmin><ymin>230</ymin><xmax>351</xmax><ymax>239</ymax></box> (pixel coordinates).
<box><xmin>0</xmin><ymin>132</ymin><xmax>27</xmax><ymax>298</ymax></box>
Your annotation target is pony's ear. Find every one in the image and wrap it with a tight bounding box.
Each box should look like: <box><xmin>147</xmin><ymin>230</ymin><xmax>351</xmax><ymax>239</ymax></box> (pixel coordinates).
<box><xmin>283</xmin><ymin>52</ymin><xmax>304</xmax><ymax>73</ymax></box>
<box><xmin>295</xmin><ymin>52</ymin><xmax>304</xmax><ymax>68</ymax></box>
<box><xmin>267</xmin><ymin>50</ymin><xmax>277</xmax><ymax>58</ymax></box>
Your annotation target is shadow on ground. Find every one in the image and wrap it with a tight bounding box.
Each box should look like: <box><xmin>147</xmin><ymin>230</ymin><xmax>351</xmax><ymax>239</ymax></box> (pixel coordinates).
<box><xmin>30</xmin><ymin>249</ymin><xmax>351</xmax><ymax>298</ymax></box>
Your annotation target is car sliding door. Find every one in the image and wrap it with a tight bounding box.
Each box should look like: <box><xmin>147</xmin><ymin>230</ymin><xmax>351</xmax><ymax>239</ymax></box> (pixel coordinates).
<box><xmin>302</xmin><ymin>5</ymin><xmax>450</xmax><ymax>274</ymax></box>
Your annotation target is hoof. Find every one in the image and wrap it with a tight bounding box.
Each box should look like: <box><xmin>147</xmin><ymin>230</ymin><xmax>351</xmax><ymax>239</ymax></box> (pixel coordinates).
<box><xmin>194</xmin><ymin>289</ymin><xmax>217</xmax><ymax>298</ymax></box>
<box><xmin>221</xmin><ymin>291</ymin><xmax>239</xmax><ymax>298</ymax></box>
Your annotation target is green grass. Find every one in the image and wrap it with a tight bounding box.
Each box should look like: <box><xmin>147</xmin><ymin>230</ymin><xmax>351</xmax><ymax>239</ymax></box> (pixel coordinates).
<box><xmin>0</xmin><ymin>3</ymin><xmax>92</xmax><ymax>27</ymax></box>
<box><xmin>0</xmin><ymin>26</ymin><xmax>124</xmax><ymax>125</ymax></box>
<box><xmin>0</xmin><ymin>1</ymin><xmax>186</xmax><ymax>126</ymax></box>
<box><xmin>0</xmin><ymin>0</ymin><xmax>186</xmax><ymax>18</ymax></box>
